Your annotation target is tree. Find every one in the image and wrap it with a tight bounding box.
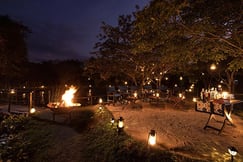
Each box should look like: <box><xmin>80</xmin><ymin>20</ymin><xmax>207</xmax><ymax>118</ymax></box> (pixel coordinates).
<box><xmin>133</xmin><ymin>0</ymin><xmax>243</xmax><ymax>93</ymax></box>
<box><xmin>179</xmin><ymin>0</ymin><xmax>243</xmax><ymax>93</ymax></box>
<box><xmin>0</xmin><ymin>15</ymin><xmax>30</xmax><ymax>87</ymax></box>
<box><xmin>133</xmin><ymin>0</ymin><xmax>193</xmax><ymax>77</ymax></box>
<box><xmin>89</xmin><ymin>15</ymin><xmax>138</xmax><ymax>84</ymax></box>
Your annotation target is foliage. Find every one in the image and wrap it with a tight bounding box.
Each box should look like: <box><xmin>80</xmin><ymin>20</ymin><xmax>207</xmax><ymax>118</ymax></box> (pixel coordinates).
<box><xmin>88</xmin><ymin>15</ymin><xmax>136</xmax><ymax>83</ymax></box>
<box><xmin>132</xmin><ymin>0</ymin><xmax>242</xmax><ymax>92</ymax></box>
<box><xmin>88</xmin><ymin>12</ymin><xmax>179</xmax><ymax>88</ymax></box>
<box><xmin>0</xmin><ymin>114</ymin><xmax>29</xmax><ymax>135</ymax></box>
<box><xmin>0</xmin><ymin>15</ymin><xmax>30</xmax><ymax>87</ymax></box>
<box><xmin>26</xmin><ymin>60</ymin><xmax>84</xmax><ymax>87</ymax></box>
<box><xmin>0</xmin><ymin>114</ymin><xmax>30</xmax><ymax>161</ymax></box>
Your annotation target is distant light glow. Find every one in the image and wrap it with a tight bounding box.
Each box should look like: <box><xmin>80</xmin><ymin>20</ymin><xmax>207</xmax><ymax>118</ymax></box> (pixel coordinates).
<box><xmin>30</xmin><ymin>108</ymin><xmax>36</xmax><ymax>114</ymax></box>
<box><xmin>210</xmin><ymin>63</ymin><xmax>216</xmax><ymax>70</ymax></box>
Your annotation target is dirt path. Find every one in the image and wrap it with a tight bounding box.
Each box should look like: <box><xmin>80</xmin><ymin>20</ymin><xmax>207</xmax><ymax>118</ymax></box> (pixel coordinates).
<box><xmin>107</xmin><ymin>101</ymin><xmax>243</xmax><ymax>161</ymax></box>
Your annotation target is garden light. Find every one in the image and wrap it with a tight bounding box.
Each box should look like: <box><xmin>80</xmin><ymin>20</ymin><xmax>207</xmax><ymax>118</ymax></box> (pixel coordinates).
<box><xmin>118</xmin><ymin>117</ymin><xmax>124</xmax><ymax>129</ymax></box>
<box><xmin>210</xmin><ymin>63</ymin><xmax>216</xmax><ymax>70</ymax></box>
<box><xmin>98</xmin><ymin>105</ymin><xmax>103</xmax><ymax>110</ymax></box>
<box><xmin>99</xmin><ymin>98</ymin><xmax>103</xmax><ymax>104</ymax></box>
<box><xmin>30</xmin><ymin>107</ymin><xmax>36</xmax><ymax>114</ymax></box>
<box><xmin>111</xmin><ymin>118</ymin><xmax>115</xmax><ymax>125</ymax></box>
<box><xmin>134</xmin><ymin>92</ymin><xmax>138</xmax><ymax>98</ymax></box>
<box><xmin>148</xmin><ymin>130</ymin><xmax>156</xmax><ymax>146</ymax></box>
<box><xmin>117</xmin><ymin>117</ymin><xmax>124</xmax><ymax>135</ymax></box>
<box><xmin>228</xmin><ymin>146</ymin><xmax>238</xmax><ymax>162</ymax></box>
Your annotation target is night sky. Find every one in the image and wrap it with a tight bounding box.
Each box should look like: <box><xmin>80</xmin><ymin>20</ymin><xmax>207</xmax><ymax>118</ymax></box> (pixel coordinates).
<box><xmin>0</xmin><ymin>0</ymin><xmax>150</xmax><ymax>62</ymax></box>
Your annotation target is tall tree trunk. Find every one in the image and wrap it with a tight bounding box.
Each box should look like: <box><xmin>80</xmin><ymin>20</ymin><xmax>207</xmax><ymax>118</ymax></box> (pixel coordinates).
<box><xmin>225</xmin><ymin>70</ymin><xmax>236</xmax><ymax>94</ymax></box>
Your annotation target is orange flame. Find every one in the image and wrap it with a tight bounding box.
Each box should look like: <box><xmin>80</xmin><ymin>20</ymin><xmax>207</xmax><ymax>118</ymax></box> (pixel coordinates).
<box><xmin>61</xmin><ymin>86</ymin><xmax>78</xmax><ymax>107</ymax></box>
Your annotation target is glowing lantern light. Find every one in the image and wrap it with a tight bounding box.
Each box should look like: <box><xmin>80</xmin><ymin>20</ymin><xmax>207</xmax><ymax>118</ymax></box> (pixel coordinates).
<box><xmin>156</xmin><ymin>92</ymin><xmax>160</xmax><ymax>98</ymax></box>
<box><xmin>22</xmin><ymin>93</ymin><xmax>26</xmax><ymax>99</ymax></box>
<box><xmin>99</xmin><ymin>98</ymin><xmax>103</xmax><ymax>104</ymax></box>
<box><xmin>210</xmin><ymin>63</ymin><xmax>216</xmax><ymax>70</ymax></box>
<box><xmin>118</xmin><ymin>117</ymin><xmax>124</xmax><ymax>129</ymax></box>
<box><xmin>148</xmin><ymin>130</ymin><xmax>156</xmax><ymax>146</ymax></box>
<box><xmin>134</xmin><ymin>92</ymin><xmax>138</xmax><ymax>98</ymax></box>
<box><xmin>30</xmin><ymin>107</ymin><xmax>36</xmax><ymax>114</ymax></box>
<box><xmin>99</xmin><ymin>105</ymin><xmax>103</xmax><ymax>110</ymax></box>
<box><xmin>222</xmin><ymin>91</ymin><xmax>229</xmax><ymax>99</ymax></box>
<box><xmin>179</xmin><ymin>93</ymin><xmax>185</xmax><ymax>99</ymax></box>
<box><xmin>111</xmin><ymin>118</ymin><xmax>115</xmax><ymax>125</ymax></box>
<box><xmin>193</xmin><ymin>97</ymin><xmax>197</xmax><ymax>102</ymax></box>
<box><xmin>117</xmin><ymin>117</ymin><xmax>124</xmax><ymax>135</ymax></box>
<box><xmin>10</xmin><ymin>89</ymin><xmax>15</xmax><ymax>94</ymax></box>
<box><xmin>228</xmin><ymin>146</ymin><xmax>238</xmax><ymax>162</ymax></box>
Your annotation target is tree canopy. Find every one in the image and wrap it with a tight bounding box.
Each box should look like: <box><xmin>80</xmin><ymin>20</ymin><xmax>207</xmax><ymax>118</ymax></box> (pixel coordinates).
<box><xmin>0</xmin><ymin>15</ymin><xmax>30</xmax><ymax>87</ymax></box>
<box><xmin>87</xmin><ymin>0</ymin><xmax>243</xmax><ymax>92</ymax></box>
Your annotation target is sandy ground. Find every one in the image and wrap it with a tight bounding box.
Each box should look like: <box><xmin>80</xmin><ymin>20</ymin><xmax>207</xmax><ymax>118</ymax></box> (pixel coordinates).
<box><xmin>107</xmin><ymin>100</ymin><xmax>243</xmax><ymax>161</ymax></box>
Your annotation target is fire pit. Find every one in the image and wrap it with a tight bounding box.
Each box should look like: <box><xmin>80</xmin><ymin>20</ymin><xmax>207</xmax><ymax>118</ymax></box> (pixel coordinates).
<box><xmin>47</xmin><ymin>86</ymin><xmax>81</xmax><ymax>122</ymax></box>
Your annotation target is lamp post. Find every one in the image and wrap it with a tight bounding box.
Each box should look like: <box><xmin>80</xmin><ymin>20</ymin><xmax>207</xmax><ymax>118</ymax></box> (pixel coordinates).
<box><xmin>228</xmin><ymin>146</ymin><xmax>238</xmax><ymax>162</ymax></box>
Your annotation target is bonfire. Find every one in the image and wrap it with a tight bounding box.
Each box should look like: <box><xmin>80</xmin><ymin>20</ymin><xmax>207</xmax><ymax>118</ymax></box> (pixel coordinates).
<box><xmin>47</xmin><ymin>86</ymin><xmax>81</xmax><ymax>109</ymax></box>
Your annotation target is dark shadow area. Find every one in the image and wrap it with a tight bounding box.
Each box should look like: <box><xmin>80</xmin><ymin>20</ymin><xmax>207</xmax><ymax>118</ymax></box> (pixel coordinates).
<box><xmin>68</xmin><ymin>109</ymin><xmax>95</xmax><ymax>133</ymax></box>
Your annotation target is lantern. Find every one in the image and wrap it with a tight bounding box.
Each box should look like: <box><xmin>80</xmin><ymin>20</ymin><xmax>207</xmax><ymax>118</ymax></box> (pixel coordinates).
<box><xmin>134</xmin><ymin>92</ymin><xmax>138</xmax><ymax>98</ymax></box>
<box><xmin>99</xmin><ymin>98</ymin><xmax>103</xmax><ymax>104</ymax></box>
<box><xmin>30</xmin><ymin>107</ymin><xmax>36</xmax><ymax>114</ymax></box>
<box><xmin>99</xmin><ymin>105</ymin><xmax>103</xmax><ymax>110</ymax></box>
<box><xmin>222</xmin><ymin>91</ymin><xmax>229</xmax><ymax>99</ymax></box>
<box><xmin>210</xmin><ymin>63</ymin><xmax>216</xmax><ymax>70</ymax></box>
<box><xmin>228</xmin><ymin>146</ymin><xmax>238</xmax><ymax>162</ymax></box>
<box><xmin>148</xmin><ymin>130</ymin><xmax>156</xmax><ymax>146</ymax></box>
<box><xmin>118</xmin><ymin>117</ymin><xmax>124</xmax><ymax>129</ymax></box>
<box><xmin>10</xmin><ymin>89</ymin><xmax>15</xmax><ymax>94</ymax></box>
<box><xmin>117</xmin><ymin>117</ymin><xmax>124</xmax><ymax>135</ymax></box>
<box><xmin>111</xmin><ymin>118</ymin><xmax>115</xmax><ymax>125</ymax></box>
